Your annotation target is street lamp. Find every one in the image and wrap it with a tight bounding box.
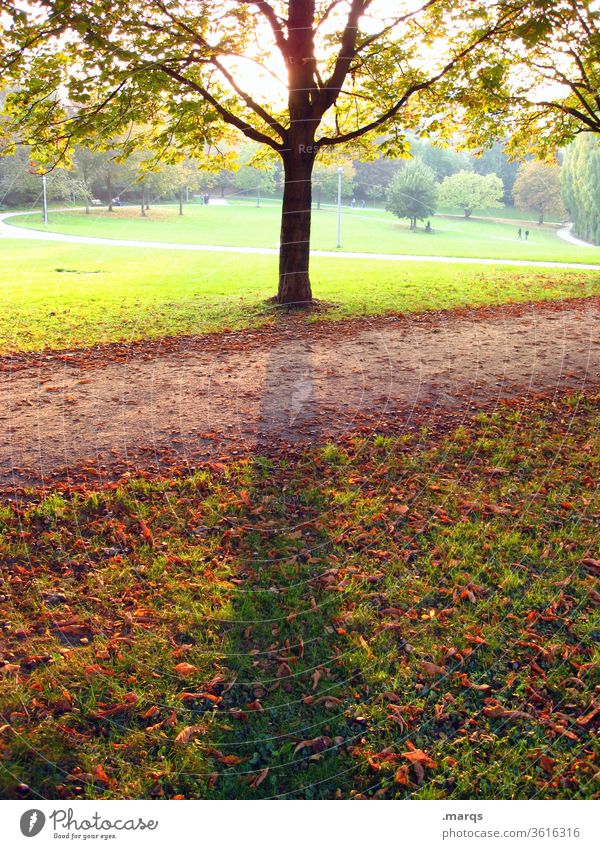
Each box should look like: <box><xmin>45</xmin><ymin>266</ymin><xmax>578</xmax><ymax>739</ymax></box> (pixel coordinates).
<box><xmin>28</xmin><ymin>164</ymin><xmax>49</xmax><ymax>224</ymax></box>
<box><xmin>42</xmin><ymin>174</ymin><xmax>48</xmax><ymax>225</ymax></box>
<box><xmin>336</xmin><ymin>166</ymin><xmax>343</xmax><ymax>248</ymax></box>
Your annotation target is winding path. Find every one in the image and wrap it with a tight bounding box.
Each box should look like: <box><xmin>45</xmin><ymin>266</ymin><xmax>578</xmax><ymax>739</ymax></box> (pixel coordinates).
<box><xmin>556</xmin><ymin>223</ymin><xmax>596</xmax><ymax>249</ymax></box>
<box><xmin>1</xmin><ymin>210</ymin><xmax>599</xmax><ymax>271</ymax></box>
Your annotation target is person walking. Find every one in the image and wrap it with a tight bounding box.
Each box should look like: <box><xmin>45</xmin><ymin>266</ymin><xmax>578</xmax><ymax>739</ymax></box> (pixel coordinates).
<box><xmin>517</xmin><ymin>227</ymin><xmax>522</xmax><ymax>239</ymax></box>
<box><xmin>524</xmin><ymin>229</ymin><xmax>529</xmax><ymax>241</ymax></box>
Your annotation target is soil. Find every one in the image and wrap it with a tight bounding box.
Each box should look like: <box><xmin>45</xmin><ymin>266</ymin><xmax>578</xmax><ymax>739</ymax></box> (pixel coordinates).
<box><xmin>1</xmin><ymin>298</ymin><xmax>598</xmax><ymax>491</ymax></box>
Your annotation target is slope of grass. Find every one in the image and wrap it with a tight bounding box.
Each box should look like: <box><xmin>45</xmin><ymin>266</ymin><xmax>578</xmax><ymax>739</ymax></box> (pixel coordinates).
<box><xmin>1</xmin><ymin>239</ymin><xmax>598</xmax><ymax>354</ymax></box>
<box><xmin>0</xmin><ymin>393</ymin><xmax>597</xmax><ymax>799</ymax></box>
<box><xmin>10</xmin><ymin>202</ymin><xmax>600</xmax><ymax>264</ymax></box>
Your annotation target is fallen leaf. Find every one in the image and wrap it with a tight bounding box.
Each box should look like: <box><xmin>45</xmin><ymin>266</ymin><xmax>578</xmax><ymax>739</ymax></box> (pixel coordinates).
<box><xmin>174</xmin><ymin>662</ymin><xmax>198</xmax><ymax>677</ymax></box>
<box><xmin>175</xmin><ymin>725</ymin><xmax>207</xmax><ymax>744</ymax></box>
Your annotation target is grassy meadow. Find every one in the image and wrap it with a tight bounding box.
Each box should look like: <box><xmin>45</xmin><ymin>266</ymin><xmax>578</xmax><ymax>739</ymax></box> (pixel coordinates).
<box><xmin>9</xmin><ymin>200</ymin><xmax>600</xmax><ymax>264</ymax></box>
<box><xmin>0</xmin><ymin>236</ymin><xmax>598</xmax><ymax>354</ymax></box>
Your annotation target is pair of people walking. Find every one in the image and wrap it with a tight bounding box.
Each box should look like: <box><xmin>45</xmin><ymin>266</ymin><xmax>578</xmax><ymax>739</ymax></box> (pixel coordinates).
<box><xmin>517</xmin><ymin>227</ymin><xmax>529</xmax><ymax>240</ymax></box>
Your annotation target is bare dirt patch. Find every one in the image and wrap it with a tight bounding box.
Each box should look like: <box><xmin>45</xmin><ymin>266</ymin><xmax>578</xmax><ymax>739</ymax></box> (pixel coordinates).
<box><xmin>1</xmin><ymin>298</ymin><xmax>598</xmax><ymax>490</ymax></box>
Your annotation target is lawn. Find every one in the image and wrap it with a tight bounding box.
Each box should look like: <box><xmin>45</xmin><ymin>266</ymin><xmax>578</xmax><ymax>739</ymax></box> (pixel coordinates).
<box><xmin>10</xmin><ymin>201</ymin><xmax>600</xmax><ymax>264</ymax></box>
<box><xmin>1</xmin><ymin>238</ymin><xmax>598</xmax><ymax>353</ymax></box>
<box><xmin>0</xmin><ymin>392</ymin><xmax>597</xmax><ymax>799</ymax></box>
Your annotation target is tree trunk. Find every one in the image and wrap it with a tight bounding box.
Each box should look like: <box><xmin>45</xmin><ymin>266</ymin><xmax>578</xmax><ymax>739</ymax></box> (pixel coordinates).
<box><xmin>538</xmin><ymin>211</ymin><xmax>544</xmax><ymax>225</ymax></box>
<box><xmin>141</xmin><ymin>185</ymin><xmax>146</xmax><ymax>217</ymax></box>
<box><xmin>107</xmin><ymin>175</ymin><xmax>113</xmax><ymax>212</ymax></box>
<box><xmin>179</xmin><ymin>187</ymin><xmax>184</xmax><ymax>216</ymax></box>
<box><xmin>278</xmin><ymin>153</ymin><xmax>314</xmax><ymax>305</ymax></box>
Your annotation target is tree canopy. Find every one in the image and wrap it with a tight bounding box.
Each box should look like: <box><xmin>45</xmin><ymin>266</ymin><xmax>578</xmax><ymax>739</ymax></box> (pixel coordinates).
<box><xmin>512</xmin><ymin>160</ymin><xmax>565</xmax><ymax>224</ymax></box>
<box><xmin>562</xmin><ymin>134</ymin><xmax>600</xmax><ymax>244</ymax></box>
<box><xmin>463</xmin><ymin>1</ymin><xmax>600</xmax><ymax>156</ymax></box>
<box><xmin>438</xmin><ymin>170</ymin><xmax>504</xmax><ymax>217</ymax></box>
<box><xmin>385</xmin><ymin>160</ymin><xmax>438</xmax><ymax>228</ymax></box>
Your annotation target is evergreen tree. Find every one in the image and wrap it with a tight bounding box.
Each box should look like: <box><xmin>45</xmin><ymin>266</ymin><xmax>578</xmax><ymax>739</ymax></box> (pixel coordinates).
<box><xmin>562</xmin><ymin>134</ymin><xmax>600</xmax><ymax>244</ymax></box>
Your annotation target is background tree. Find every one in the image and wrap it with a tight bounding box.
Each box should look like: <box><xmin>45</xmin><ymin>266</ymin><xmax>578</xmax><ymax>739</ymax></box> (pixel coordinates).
<box><xmin>562</xmin><ymin>134</ymin><xmax>600</xmax><ymax>244</ymax></box>
<box><xmin>312</xmin><ymin>160</ymin><xmax>355</xmax><ymax>207</ymax></box>
<box><xmin>0</xmin><ymin>147</ymin><xmax>39</xmax><ymax>206</ymax></box>
<box><xmin>0</xmin><ymin>1</ymin><xmax>513</xmax><ymax>305</ymax></box>
<box><xmin>512</xmin><ymin>161</ymin><xmax>565</xmax><ymax>224</ymax></box>
<box><xmin>410</xmin><ymin>138</ymin><xmax>471</xmax><ymax>181</ymax></box>
<box><xmin>438</xmin><ymin>170</ymin><xmax>503</xmax><ymax>217</ymax></box>
<box><xmin>232</xmin><ymin>144</ymin><xmax>278</xmax><ymax>202</ymax></box>
<box><xmin>471</xmin><ymin>141</ymin><xmax>518</xmax><ymax>203</ymax></box>
<box><xmin>352</xmin><ymin>156</ymin><xmax>404</xmax><ymax>205</ymax></box>
<box><xmin>173</xmin><ymin>158</ymin><xmax>204</xmax><ymax>214</ymax></box>
<box><xmin>385</xmin><ymin>160</ymin><xmax>438</xmax><ymax>230</ymax></box>
<box><xmin>73</xmin><ymin>147</ymin><xmax>108</xmax><ymax>212</ymax></box>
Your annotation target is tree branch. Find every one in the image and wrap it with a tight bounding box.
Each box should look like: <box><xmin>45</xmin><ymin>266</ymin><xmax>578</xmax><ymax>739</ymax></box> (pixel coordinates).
<box><xmin>241</xmin><ymin>0</ymin><xmax>289</xmax><ymax>64</ymax></box>
<box><xmin>315</xmin><ymin>0</ymin><xmax>368</xmax><ymax>116</ymax></box>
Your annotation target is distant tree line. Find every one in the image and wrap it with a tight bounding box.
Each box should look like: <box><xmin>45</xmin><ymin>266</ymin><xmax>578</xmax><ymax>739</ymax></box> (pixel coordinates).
<box><xmin>2</xmin><ymin>131</ymin><xmax>597</xmax><ymax>245</ymax></box>
<box><xmin>0</xmin><ymin>135</ymin><xmax>521</xmax><ymax>211</ymax></box>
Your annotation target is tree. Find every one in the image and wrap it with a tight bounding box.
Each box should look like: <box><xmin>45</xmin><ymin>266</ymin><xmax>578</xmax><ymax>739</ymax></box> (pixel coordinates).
<box><xmin>438</xmin><ymin>170</ymin><xmax>503</xmax><ymax>217</ymax></box>
<box><xmin>512</xmin><ymin>161</ymin><xmax>565</xmax><ymax>224</ymax></box>
<box><xmin>73</xmin><ymin>147</ymin><xmax>109</xmax><ymax>212</ymax></box>
<box><xmin>463</xmin><ymin>1</ymin><xmax>600</xmax><ymax>157</ymax></box>
<box><xmin>410</xmin><ymin>138</ymin><xmax>471</xmax><ymax>181</ymax></box>
<box><xmin>0</xmin><ymin>147</ymin><xmax>39</xmax><ymax>206</ymax></box>
<box><xmin>562</xmin><ymin>134</ymin><xmax>600</xmax><ymax>244</ymax></box>
<box><xmin>95</xmin><ymin>154</ymin><xmax>135</xmax><ymax>213</ymax></box>
<box><xmin>385</xmin><ymin>160</ymin><xmax>438</xmax><ymax>229</ymax></box>
<box><xmin>352</xmin><ymin>156</ymin><xmax>404</xmax><ymax>205</ymax></box>
<box><xmin>0</xmin><ymin>1</ymin><xmax>515</xmax><ymax>305</ymax></box>
<box><xmin>312</xmin><ymin>160</ymin><xmax>355</xmax><ymax>207</ymax></box>
<box><xmin>471</xmin><ymin>142</ymin><xmax>518</xmax><ymax>203</ymax></box>
<box><xmin>232</xmin><ymin>144</ymin><xmax>278</xmax><ymax>202</ymax></box>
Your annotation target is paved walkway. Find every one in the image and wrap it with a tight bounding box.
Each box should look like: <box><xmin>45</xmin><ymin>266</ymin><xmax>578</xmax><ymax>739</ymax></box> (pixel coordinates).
<box><xmin>1</xmin><ymin>298</ymin><xmax>598</xmax><ymax>488</ymax></box>
<box><xmin>1</xmin><ymin>210</ymin><xmax>599</xmax><ymax>271</ymax></box>
<box><xmin>556</xmin><ymin>224</ymin><xmax>596</xmax><ymax>249</ymax></box>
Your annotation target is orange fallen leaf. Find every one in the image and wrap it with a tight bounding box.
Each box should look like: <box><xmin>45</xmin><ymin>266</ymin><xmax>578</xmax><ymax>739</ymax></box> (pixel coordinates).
<box><xmin>421</xmin><ymin>661</ymin><xmax>446</xmax><ymax>677</ymax></box>
<box><xmin>174</xmin><ymin>662</ymin><xmax>198</xmax><ymax>677</ymax></box>
<box><xmin>175</xmin><ymin>725</ymin><xmax>207</xmax><ymax>744</ymax></box>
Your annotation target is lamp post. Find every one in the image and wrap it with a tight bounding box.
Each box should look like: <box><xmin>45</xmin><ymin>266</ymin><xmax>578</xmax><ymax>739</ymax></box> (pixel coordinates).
<box><xmin>336</xmin><ymin>166</ymin><xmax>343</xmax><ymax>248</ymax></box>
<box><xmin>42</xmin><ymin>173</ymin><xmax>48</xmax><ymax>225</ymax></box>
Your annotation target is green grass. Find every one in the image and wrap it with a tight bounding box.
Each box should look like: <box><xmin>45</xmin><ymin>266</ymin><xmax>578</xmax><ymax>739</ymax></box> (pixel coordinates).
<box><xmin>10</xmin><ymin>201</ymin><xmax>600</xmax><ymax>264</ymax></box>
<box><xmin>1</xmin><ymin>238</ymin><xmax>598</xmax><ymax>353</ymax></box>
<box><xmin>0</xmin><ymin>392</ymin><xmax>597</xmax><ymax>799</ymax></box>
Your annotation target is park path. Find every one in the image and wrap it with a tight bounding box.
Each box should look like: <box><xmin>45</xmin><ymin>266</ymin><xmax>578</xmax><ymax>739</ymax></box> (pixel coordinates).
<box><xmin>556</xmin><ymin>224</ymin><xmax>597</xmax><ymax>249</ymax></box>
<box><xmin>1</xmin><ymin>210</ymin><xmax>600</xmax><ymax>271</ymax></box>
<box><xmin>1</xmin><ymin>298</ymin><xmax>598</xmax><ymax>488</ymax></box>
